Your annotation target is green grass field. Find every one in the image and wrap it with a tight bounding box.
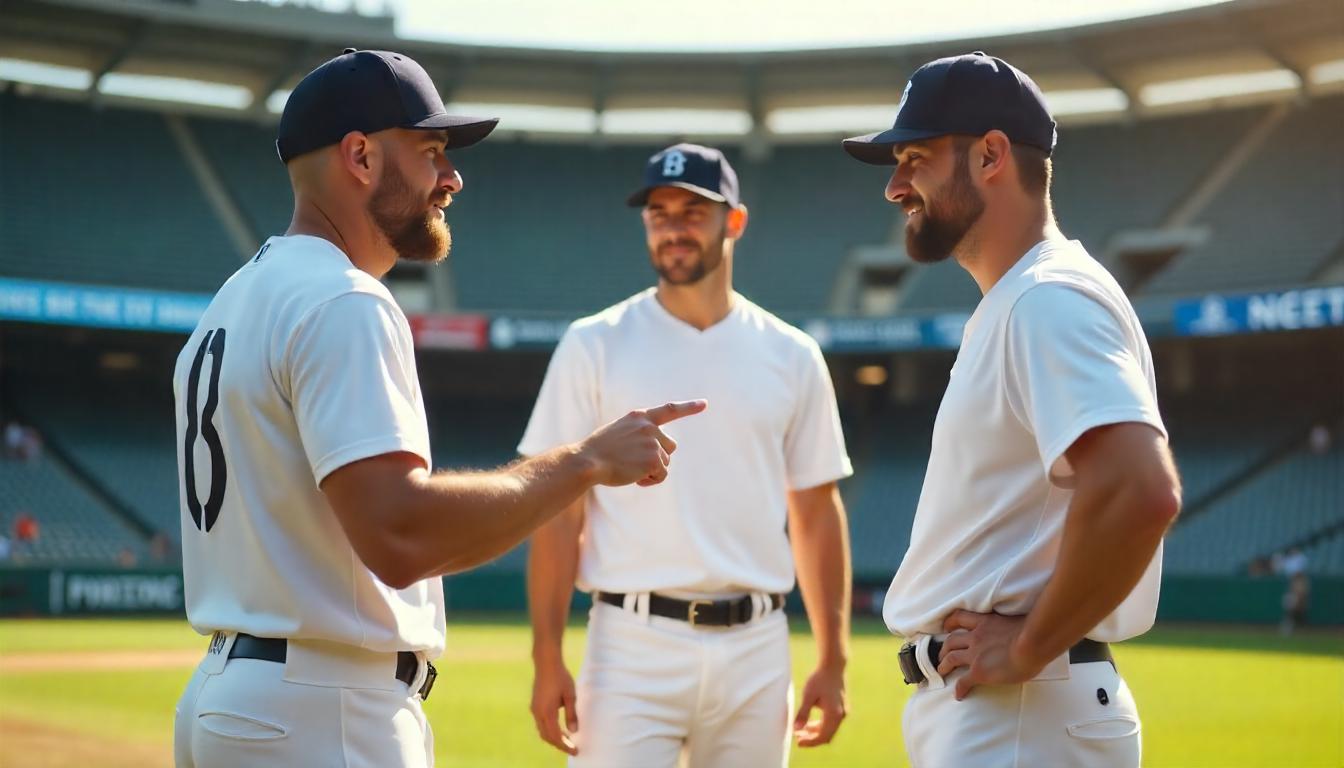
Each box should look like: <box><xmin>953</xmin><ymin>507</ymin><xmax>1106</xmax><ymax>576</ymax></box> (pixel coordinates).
<box><xmin>0</xmin><ymin>616</ymin><xmax>1340</xmax><ymax>767</ymax></box>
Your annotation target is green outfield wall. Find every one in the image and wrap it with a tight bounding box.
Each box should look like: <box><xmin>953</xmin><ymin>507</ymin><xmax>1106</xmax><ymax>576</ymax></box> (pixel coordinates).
<box><xmin>1</xmin><ymin>568</ymin><xmax>1340</xmax><ymax>626</ymax></box>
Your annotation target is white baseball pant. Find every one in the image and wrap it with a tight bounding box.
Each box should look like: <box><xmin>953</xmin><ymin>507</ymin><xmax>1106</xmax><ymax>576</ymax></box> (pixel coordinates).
<box><xmin>570</xmin><ymin>598</ymin><xmax>793</xmax><ymax>768</ymax></box>
<box><xmin>901</xmin><ymin>634</ymin><xmax>1141</xmax><ymax>767</ymax></box>
<box><xmin>174</xmin><ymin>632</ymin><xmax>435</xmax><ymax>767</ymax></box>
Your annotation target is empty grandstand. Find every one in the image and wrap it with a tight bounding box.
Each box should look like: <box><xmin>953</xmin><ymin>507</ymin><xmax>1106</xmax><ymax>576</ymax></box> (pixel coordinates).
<box><xmin>2</xmin><ymin>0</ymin><xmax>1342</xmax><ymax>626</ymax></box>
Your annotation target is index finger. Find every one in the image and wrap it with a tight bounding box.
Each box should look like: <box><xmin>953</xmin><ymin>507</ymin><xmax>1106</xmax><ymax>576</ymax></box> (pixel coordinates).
<box><xmin>643</xmin><ymin>399</ymin><xmax>708</xmax><ymax>426</ymax></box>
<box><xmin>942</xmin><ymin>609</ymin><xmax>985</xmax><ymax>633</ymax></box>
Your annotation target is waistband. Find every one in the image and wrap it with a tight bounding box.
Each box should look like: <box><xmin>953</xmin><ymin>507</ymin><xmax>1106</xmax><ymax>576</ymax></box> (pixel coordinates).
<box><xmin>596</xmin><ymin>591</ymin><xmax>784</xmax><ymax>628</ymax></box>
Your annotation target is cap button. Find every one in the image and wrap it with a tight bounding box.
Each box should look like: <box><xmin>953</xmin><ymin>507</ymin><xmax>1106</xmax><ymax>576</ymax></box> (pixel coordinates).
<box><xmin>343</xmin><ymin>48</ymin><xmax>357</xmax><ymax>54</ymax></box>
<box><xmin>972</xmin><ymin>50</ymin><xmax>986</xmax><ymax>56</ymax></box>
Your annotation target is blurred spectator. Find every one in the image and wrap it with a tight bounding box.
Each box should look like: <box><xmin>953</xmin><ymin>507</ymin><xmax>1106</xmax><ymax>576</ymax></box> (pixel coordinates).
<box><xmin>1246</xmin><ymin>556</ymin><xmax>1272</xmax><ymax>577</ymax></box>
<box><xmin>117</xmin><ymin>547</ymin><xmax>138</xmax><ymax>568</ymax></box>
<box><xmin>150</xmin><ymin>532</ymin><xmax>173</xmax><ymax>563</ymax></box>
<box><xmin>12</xmin><ymin>511</ymin><xmax>39</xmax><ymax>543</ymax></box>
<box><xmin>0</xmin><ymin>533</ymin><xmax>10</xmax><ymax>562</ymax></box>
<box><xmin>1308</xmin><ymin>424</ymin><xmax>1332</xmax><ymax>455</ymax></box>
<box><xmin>1280</xmin><ymin>572</ymin><xmax>1311</xmax><ymax>636</ymax></box>
<box><xmin>3</xmin><ymin>421</ymin><xmax>43</xmax><ymax>461</ymax></box>
<box><xmin>1280</xmin><ymin>546</ymin><xmax>1309</xmax><ymax>578</ymax></box>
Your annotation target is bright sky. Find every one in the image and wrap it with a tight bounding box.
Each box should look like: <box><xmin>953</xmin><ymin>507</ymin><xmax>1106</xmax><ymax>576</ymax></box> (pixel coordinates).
<box><xmin>396</xmin><ymin>0</ymin><xmax>1229</xmax><ymax>52</ymax></box>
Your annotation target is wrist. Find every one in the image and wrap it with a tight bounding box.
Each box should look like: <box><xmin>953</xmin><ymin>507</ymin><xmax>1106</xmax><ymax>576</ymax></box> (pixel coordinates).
<box><xmin>532</xmin><ymin>643</ymin><xmax>565</xmax><ymax>667</ymax></box>
<box><xmin>566</xmin><ymin>441</ymin><xmax>603</xmax><ymax>487</ymax></box>
<box><xmin>1008</xmin><ymin>630</ymin><xmax>1048</xmax><ymax>675</ymax></box>
<box><xmin>816</xmin><ymin>650</ymin><xmax>848</xmax><ymax>674</ymax></box>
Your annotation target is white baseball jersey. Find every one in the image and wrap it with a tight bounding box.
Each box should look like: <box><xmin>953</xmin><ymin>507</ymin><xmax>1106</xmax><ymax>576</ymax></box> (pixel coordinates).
<box><xmin>173</xmin><ymin>234</ymin><xmax>444</xmax><ymax>655</ymax></box>
<box><xmin>518</xmin><ymin>288</ymin><xmax>852</xmax><ymax>595</ymax></box>
<box><xmin>884</xmin><ymin>238</ymin><xmax>1166</xmax><ymax>642</ymax></box>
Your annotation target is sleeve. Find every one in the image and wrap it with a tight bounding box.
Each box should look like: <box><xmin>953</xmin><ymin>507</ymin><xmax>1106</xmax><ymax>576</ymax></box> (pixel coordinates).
<box><xmin>783</xmin><ymin>339</ymin><xmax>854</xmax><ymax>490</ymax></box>
<box><xmin>286</xmin><ymin>292</ymin><xmax>432</xmax><ymax>485</ymax></box>
<box><xmin>517</xmin><ymin>326</ymin><xmax>600</xmax><ymax>457</ymax></box>
<box><xmin>1003</xmin><ymin>284</ymin><xmax>1166</xmax><ymax>487</ymax></box>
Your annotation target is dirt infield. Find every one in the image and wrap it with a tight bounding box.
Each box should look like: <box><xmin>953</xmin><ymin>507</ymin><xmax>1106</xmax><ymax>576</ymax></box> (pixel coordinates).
<box><xmin>0</xmin><ymin>649</ymin><xmax>200</xmax><ymax>674</ymax></box>
<box><xmin>0</xmin><ymin>718</ymin><xmax>171</xmax><ymax>768</ymax></box>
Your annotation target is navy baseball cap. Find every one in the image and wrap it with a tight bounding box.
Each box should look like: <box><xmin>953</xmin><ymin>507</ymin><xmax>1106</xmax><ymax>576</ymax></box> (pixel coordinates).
<box><xmin>843</xmin><ymin>52</ymin><xmax>1056</xmax><ymax>165</ymax></box>
<box><xmin>276</xmin><ymin>48</ymin><xmax>499</xmax><ymax>163</ymax></box>
<box><xmin>627</xmin><ymin>143</ymin><xmax>741</xmax><ymax>208</ymax></box>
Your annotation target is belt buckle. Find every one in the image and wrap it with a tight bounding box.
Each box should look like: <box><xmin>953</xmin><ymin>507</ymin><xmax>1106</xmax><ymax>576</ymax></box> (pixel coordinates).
<box><xmin>898</xmin><ymin>642</ymin><xmax>922</xmax><ymax>685</ymax></box>
<box><xmin>419</xmin><ymin>660</ymin><xmax>437</xmax><ymax>701</ymax></box>
<box><xmin>687</xmin><ymin>600</ymin><xmax>711</xmax><ymax>627</ymax></box>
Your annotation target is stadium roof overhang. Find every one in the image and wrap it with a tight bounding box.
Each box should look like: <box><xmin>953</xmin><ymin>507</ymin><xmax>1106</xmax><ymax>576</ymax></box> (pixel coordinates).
<box><xmin>2</xmin><ymin>0</ymin><xmax>1342</xmax><ymax>141</ymax></box>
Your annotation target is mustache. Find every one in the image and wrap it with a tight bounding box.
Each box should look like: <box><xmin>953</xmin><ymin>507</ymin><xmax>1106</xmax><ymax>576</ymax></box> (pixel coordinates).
<box><xmin>657</xmin><ymin>238</ymin><xmax>701</xmax><ymax>255</ymax></box>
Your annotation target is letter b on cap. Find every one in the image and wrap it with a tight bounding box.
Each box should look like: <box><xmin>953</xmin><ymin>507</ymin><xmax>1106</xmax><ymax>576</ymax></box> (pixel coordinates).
<box><xmin>661</xmin><ymin>150</ymin><xmax>687</xmax><ymax>177</ymax></box>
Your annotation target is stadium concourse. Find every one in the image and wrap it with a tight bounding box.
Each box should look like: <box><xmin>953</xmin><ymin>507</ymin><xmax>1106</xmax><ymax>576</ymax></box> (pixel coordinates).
<box><xmin>1</xmin><ymin>0</ymin><xmax>1342</xmax><ymax>626</ymax></box>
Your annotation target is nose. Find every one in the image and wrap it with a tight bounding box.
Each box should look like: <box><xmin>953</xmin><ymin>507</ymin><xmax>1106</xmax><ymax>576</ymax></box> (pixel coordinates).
<box><xmin>885</xmin><ymin>167</ymin><xmax>911</xmax><ymax>204</ymax></box>
<box><xmin>438</xmin><ymin>156</ymin><xmax>463</xmax><ymax>194</ymax></box>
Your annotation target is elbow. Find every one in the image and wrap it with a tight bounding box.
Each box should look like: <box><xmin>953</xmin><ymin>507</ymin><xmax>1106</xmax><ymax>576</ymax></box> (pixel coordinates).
<box><xmin>364</xmin><ymin>542</ymin><xmax>426</xmax><ymax>590</ymax></box>
<box><xmin>1143</xmin><ymin>480</ymin><xmax>1182</xmax><ymax>532</ymax></box>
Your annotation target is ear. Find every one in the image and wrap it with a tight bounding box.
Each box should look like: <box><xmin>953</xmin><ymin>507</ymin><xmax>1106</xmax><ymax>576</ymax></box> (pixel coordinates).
<box><xmin>336</xmin><ymin>131</ymin><xmax>378</xmax><ymax>186</ymax></box>
<box><xmin>978</xmin><ymin>130</ymin><xmax>1012</xmax><ymax>184</ymax></box>
<box><xmin>726</xmin><ymin>204</ymin><xmax>749</xmax><ymax>239</ymax></box>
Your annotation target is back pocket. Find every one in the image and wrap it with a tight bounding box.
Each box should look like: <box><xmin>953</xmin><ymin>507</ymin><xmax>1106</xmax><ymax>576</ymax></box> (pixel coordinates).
<box><xmin>198</xmin><ymin>711</ymin><xmax>288</xmax><ymax>742</ymax></box>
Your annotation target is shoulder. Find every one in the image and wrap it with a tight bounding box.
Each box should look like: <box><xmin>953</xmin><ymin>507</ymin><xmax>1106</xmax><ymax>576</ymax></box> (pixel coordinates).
<box><xmin>735</xmin><ymin>296</ymin><xmax>824</xmax><ymax>360</ymax></box>
<box><xmin>564</xmin><ymin>289</ymin><xmax>655</xmax><ymax>344</ymax></box>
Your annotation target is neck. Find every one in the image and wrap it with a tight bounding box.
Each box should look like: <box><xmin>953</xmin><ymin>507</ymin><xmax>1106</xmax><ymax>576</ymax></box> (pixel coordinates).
<box><xmin>956</xmin><ymin>198</ymin><xmax>1061</xmax><ymax>296</ymax></box>
<box><xmin>655</xmin><ymin>246</ymin><xmax>735</xmax><ymax>330</ymax></box>
<box><xmin>287</xmin><ymin>197</ymin><xmax>396</xmax><ymax>279</ymax></box>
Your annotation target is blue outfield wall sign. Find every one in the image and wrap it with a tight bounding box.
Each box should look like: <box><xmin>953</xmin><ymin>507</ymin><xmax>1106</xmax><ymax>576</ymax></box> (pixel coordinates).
<box><xmin>0</xmin><ymin>277</ymin><xmax>210</xmax><ymax>333</ymax></box>
<box><xmin>1174</xmin><ymin>285</ymin><xmax>1344</xmax><ymax>337</ymax></box>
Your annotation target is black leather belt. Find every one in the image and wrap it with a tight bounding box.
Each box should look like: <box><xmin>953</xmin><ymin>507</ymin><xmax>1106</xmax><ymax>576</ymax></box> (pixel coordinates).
<box><xmin>898</xmin><ymin>636</ymin><xmax>1113</xmax><ymax>685</ymax></box>
<box><xmin>226</xmin><ymin>633</ymin><xmax>437</xmax><ymax>700</ymax></box>
<box><xmin>597</xmin><ymin>591</ymin><xmax>784</xmax><ymax>627</ymax></box>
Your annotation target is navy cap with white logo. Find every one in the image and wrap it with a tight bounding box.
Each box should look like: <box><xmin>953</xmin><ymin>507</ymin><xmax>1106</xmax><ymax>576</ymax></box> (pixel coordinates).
<box><xmin>627</xmin><ymin>143</ymin><xmax>741</xmax><ymax>208</ymax></box>
<box><xmin>843</xmin><ymin>51</ymin><xmax>1057</xmax><ymax>165</ymax></box>
<box><xmin>276</xmin><ymin>48</ymin><xmax>499</xmax><ymax>163</ymax></box>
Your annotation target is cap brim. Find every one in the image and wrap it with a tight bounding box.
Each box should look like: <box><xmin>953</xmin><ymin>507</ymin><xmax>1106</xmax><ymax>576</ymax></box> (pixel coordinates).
<box><xmin>410</xmin><ymin>114</ymin><xmax>500</xmax><ymax>149</ymax></box>
<box><xmin>626</xmin><ymin>181</ymin><xmax>729</xmax><ymax>207</ymax></box>
<box><xmin>841</xmin><ymin>126</ymin><xmax>947</xmax><ymax>165</ymax></box>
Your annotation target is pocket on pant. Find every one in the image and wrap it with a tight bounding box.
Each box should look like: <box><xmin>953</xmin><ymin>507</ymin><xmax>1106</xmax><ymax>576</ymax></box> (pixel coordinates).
<box><xmin>198</xmin><ymin>711</ymin><xmax>288</xmax><ymax>741</ymax></box>
<box><xmin>1067</xmin><ymin>716</ymin><xmax>1140</xmax><ymax>741</ymax></box>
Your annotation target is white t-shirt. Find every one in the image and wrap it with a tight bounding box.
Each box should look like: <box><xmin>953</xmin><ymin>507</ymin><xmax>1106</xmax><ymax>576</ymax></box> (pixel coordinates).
<box><xmin>174</xmin><ymin>235</ymin><xmax>444</xmax><ymax>655</ymax></box>
<box><xmin>884</xmin><ymin>239</ymin><xmax>1166</xmax><ymax>642</ymax></box>
<box><xmin>518</xmin><ymin>288</ymin><xmax>853</xmax><ymax>595</ymax></box>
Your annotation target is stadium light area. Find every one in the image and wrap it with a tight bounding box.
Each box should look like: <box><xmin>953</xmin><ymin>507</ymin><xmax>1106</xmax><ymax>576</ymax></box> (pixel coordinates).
<box><xmin>1043</xmin><ymin>88</ymin><xmax>1129</xmax><ymax>116</ymax></box>
<box><xmin>766</xmin><ymin>105</ymin><xmax>898</xmax><ymax>135</ymax></box>
<box><xmin>1310</xmin><ymin>58</ymin><xmax>1344</xmax><ymax>85</ymax></box>
<box><xmin>266</xmin><ymin>89</ymin><xmax>292</xmax><ymax>114</ymax></box>
<box><xmin>0</xmin><ymin>58</ymin><xmax>93</xmax><ymax>90</ymax></box>
<box><xmin>447</xmin><ymin>103</ymin><xmax>598</xmax><ymax>134</ymax></box>
<box><xmin>98</xmin><ymin>73</ymin><xmax>254</xmax><ymax>110</ymax></box>
<box><xmin>1141</xmin><ymin>69</ymin><xmax>1300</xmax><ymax>107</ymax></box>
<box><xmin>599</xmin><ymin>109</ymin><xmax>752</xmax><ymax>136</ymax></box>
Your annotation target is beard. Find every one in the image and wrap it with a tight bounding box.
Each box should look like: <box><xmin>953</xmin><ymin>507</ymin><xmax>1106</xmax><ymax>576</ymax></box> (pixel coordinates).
<box><xmin>651</xmin><ymin>228</ymin><xmax>726</xmax><ymax>286</ymax></box>
<box><xmin>369</xmin><ymin>162</ymin><xmax>451</xmax><ymax>264</ymax></box>
<box><xmin>904</xmin><ymin>149</ymin><xmax>985</xmax><ymax>264</ymax></box>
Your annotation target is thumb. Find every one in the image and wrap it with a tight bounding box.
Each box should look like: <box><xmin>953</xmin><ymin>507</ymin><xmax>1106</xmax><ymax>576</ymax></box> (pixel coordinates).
<box><xmin>793</xmin><ymin>696</ymin><xmax>813</xmax><ymax>730</ymax></box>
<box><xmin>644</xmin><ymin>399</ymin><xmax>708</xmax><ymax>426</ymax></box>
<box><xmin>564</xmin><ymin>689</ymin><xmax>578</xmax><ymax>732</ymax></box>
<box><xmin>955</xmin><ymin>674</ymin><xmax>975</xmax><ymax>701</ymax></box>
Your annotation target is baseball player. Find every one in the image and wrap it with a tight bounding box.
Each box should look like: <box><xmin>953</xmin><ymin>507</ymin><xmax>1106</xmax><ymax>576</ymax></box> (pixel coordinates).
<box><xmin>842</xmin><ymin>52</ymin><xmax>1182</xmax><ymax>766</ymax></box>
<box><xmin>171</xmin><ymin>49</ymin><xmax>705</xmax><ymax>768</ymax></box>
<box><xmin>520</xmin><ymin>143</ymin><xmax>854</xmax><ymax>767</ymax></box>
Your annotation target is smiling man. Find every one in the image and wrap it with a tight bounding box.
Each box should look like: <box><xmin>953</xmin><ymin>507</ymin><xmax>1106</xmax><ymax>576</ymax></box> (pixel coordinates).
<box><xmin>521</xmin><ymin>144</ymin><xmax>854</xmax><ymax>767</ymax></box>
<box><xmin>172</xmin><ymin>49</ymin><xmax>706</xmax><ymax>768</ymax></box>
<box><xmin>843</xmin><ymin>53</ymin><xmax>1182</xmax><ymax>767</ymax></box>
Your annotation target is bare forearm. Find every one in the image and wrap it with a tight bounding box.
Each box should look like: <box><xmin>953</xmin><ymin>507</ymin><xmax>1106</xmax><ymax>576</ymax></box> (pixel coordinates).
<box><xmin>529</xmin><ymin>500</ymin><xmax>583</xmax><ymax>665</ymax></box>
<box><xmin>790</xmin><ymin>494</ymin><xmax>852</xmax><ymax>669</ymax></box>
<box><xmin>1016</xmin><ymin>480</ymin><xmax>1173</xmax><ymax>665</ymax></box>
<box><xmin>405</xmin><ymin>446</ymin><xmax>595</xmax><ymax>578</ymax></box>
